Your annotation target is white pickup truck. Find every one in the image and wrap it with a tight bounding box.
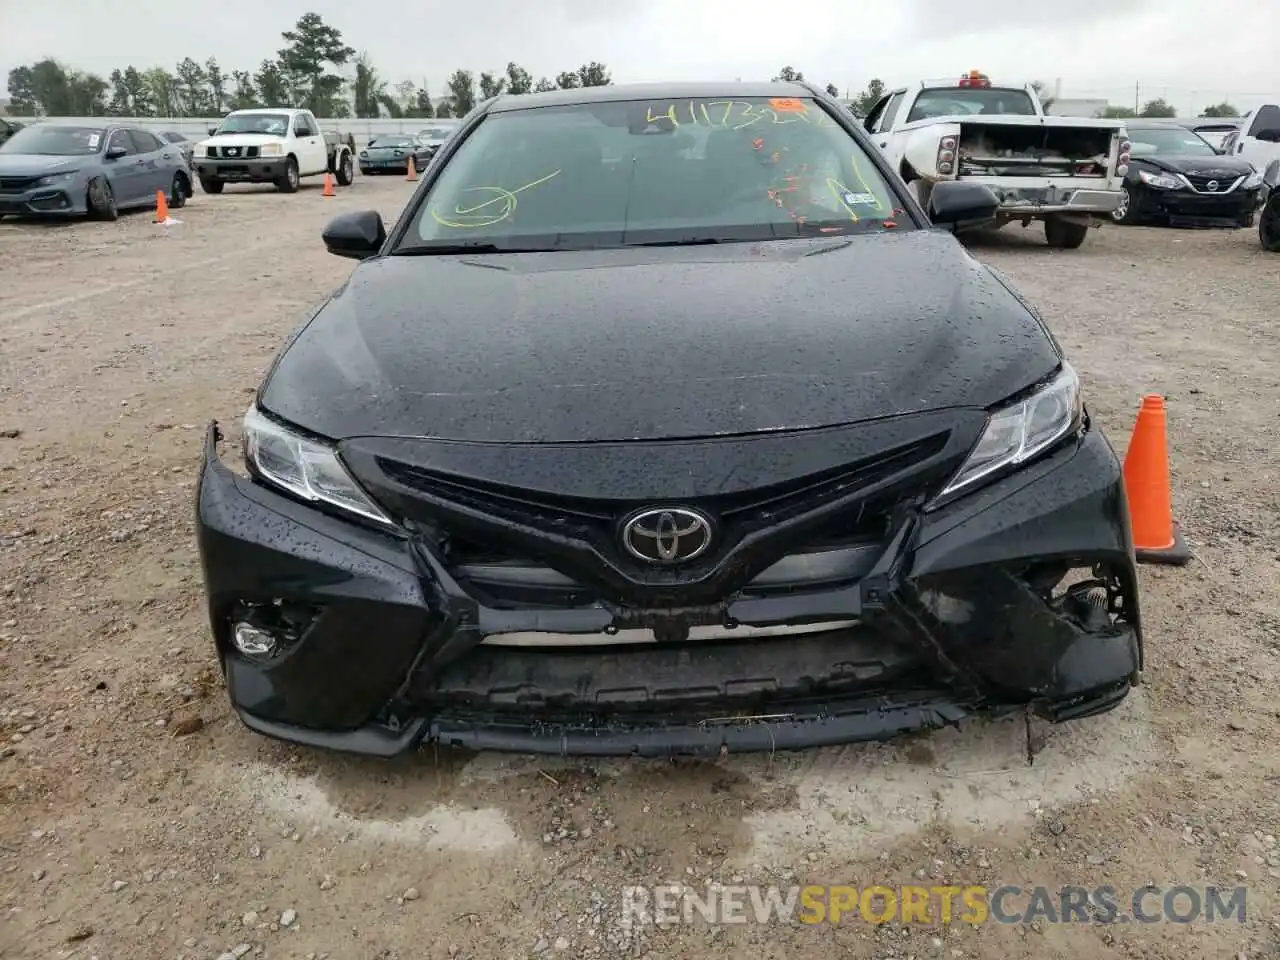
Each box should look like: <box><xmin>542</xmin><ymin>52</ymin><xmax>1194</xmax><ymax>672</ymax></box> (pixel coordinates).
<box><xmin>195</xmin><ymin>107</ymin><xmax>354</xmax><ymax>195</ymax></box>
<box><xmin>863</xmin><ymin>73</ymin><xmax>1130</xmax><ymax>248</ymax></box>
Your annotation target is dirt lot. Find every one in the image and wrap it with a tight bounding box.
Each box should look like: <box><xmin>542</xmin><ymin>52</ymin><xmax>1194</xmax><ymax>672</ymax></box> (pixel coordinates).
<box><xmin>1</xmin><ymin>177</ymin><xmax>1278</xmax><ymax>960</ymax></box>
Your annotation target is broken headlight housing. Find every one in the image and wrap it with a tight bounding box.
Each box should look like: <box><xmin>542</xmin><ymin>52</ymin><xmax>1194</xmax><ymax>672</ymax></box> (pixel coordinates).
<box><xmin>938</xmin><ymin>363</ymin><xmax>1083</xmax><ymax>500</ymax></box>
<box><xmin>242</xmin><ymin>404</ymin><xmax>393</xmax><ymax>526</ymax></box>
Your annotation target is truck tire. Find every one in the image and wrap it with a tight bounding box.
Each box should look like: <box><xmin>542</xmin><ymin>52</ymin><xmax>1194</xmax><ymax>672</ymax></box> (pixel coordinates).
<box><xmin>200</xmin><ymin>177</ymin><xmax>224</xmax><ymax>195</ymax></box>
<box><xmin>1044</xmin><ymin>217</ymin><xmax>1089</xmax><ymax>249</ymax></box>
<box><xmin>335</xmin><ymin>149</ymin><xmax>354</xmax><ymax>186</ymax></box>
<box><xmin>275</xmin><ymin>157</ymin><xmax>300</xmax><ymax>194</ymax></box>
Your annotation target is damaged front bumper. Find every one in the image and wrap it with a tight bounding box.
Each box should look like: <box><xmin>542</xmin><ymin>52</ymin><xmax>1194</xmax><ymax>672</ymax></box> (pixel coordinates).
<box><xmin>194</xmin><ymin>423</ymin><xmax>1143</xmax><ymax>759</ymax></box>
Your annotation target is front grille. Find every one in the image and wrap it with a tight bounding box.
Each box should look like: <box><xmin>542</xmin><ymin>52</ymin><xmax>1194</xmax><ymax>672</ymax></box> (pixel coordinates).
<box><xmin>212</xmin><ymin>145</ymin><xmax>260</xmax><ymax>159</ymax></box>
<box><xmin>0</xmin><ymin>176</ymin><xmax>35</xmax><ymax>193</ymax></box>
<box><xmin>1183</xmin><ymin>174</ymin><xmax>1241</xmax><ymax>194</ymax></box>
<box><xmin>380</xmin><ymin>431</ymin><xmax>952</xmax><ymax>608</ymax></box>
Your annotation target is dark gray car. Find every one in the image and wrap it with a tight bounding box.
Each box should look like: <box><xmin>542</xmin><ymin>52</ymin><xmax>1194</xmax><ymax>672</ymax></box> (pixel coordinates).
<box><xmin>0</xmin><ymin>122</ymin><xmax>193</xmax><ymax>221</ymax></box>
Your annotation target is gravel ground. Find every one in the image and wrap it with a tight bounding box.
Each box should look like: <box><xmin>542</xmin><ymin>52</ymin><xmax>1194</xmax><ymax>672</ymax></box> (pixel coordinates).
<box><xmin>1</xmin><ymin>178</ymin><xmax>1278</xmax><ymax>960</ymax></box>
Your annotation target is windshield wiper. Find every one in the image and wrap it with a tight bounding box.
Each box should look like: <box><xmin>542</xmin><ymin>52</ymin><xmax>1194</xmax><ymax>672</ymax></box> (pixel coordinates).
<box><xmin>392</xmin><ymin>243</ymin><xmax>558</xmax><ymax>255</ymax></box>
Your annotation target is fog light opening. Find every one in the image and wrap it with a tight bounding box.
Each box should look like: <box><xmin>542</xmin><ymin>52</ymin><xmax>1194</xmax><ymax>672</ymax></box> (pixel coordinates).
<box><xmin>232</xmin><ymin>621</ymin><xmax>278</xmax><ymax>657</ymax></box>
<box><xmin>227</xmin><ymin>598</ymin><xmax>322</xmax><ymax>659</ymax></box>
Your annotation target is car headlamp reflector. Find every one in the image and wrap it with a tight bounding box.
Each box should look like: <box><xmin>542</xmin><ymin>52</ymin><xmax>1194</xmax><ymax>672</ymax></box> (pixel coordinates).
<box><xmin>939</xmin><ymin>364</ymin><xmax>1082</xmax><ymax>498</ymax></box>
<box><xmin>259</xmin><ymin>142</ymin><xmax>283</xmax><ymax>156</ymax></box>
<box><xmin>243</xmin><ymin>405</ymin><xmax>392</xmax><ymax>525</ymax></box>
<box><xmin>35</xmin><ymin>171</ymin><xmax>78</xmax><ymax>186</ymax></box>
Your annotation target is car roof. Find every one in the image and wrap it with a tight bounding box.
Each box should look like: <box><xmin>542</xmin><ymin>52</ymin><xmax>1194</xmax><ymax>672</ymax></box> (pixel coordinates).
<box><xmin>485</xmin><ymin>80</ymin><xmax>813</xmax><ymax>114</ymax></box>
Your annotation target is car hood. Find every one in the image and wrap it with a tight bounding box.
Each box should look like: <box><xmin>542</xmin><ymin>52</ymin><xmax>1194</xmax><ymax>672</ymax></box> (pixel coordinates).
<box><xmin>1138</xmin><ymin>154</ymin><xmax>1256</xmax><ymax>178</ymax></box>
<box><xmin>260</xmin><ymin>230</ymin><xmax>1061</xmax><ymax>444</ymax></box>
<box><xmin>0</xmin><ymin>154</ymin><xmax>87</xmax><ymax>176</ymax></box>
<box><xmin>365</xmin><ymin>144</ymin><xmax>413</xmax><ymax>154</ymax></box>
<box><xmin>198</xmin><ymin>133</ymin><xmax>282</xmax><ymax>149</ymax></box>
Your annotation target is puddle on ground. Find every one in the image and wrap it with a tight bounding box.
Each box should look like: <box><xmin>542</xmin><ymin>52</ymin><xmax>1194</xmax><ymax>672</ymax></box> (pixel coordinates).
<box><xmin>238</xmin><ymin>760</ymin><xmax>518</xmax><ymax>853</ymax></box>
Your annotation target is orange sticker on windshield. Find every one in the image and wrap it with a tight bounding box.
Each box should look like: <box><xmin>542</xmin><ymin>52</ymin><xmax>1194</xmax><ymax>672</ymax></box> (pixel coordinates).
<box><xmin>769</xmin><ymin>97</ymin><xmax>806</xmax><ymax>112</ymax></box>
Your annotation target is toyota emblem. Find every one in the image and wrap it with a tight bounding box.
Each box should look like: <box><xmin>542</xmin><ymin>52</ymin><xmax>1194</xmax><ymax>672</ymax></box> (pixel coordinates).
<box><xmin>621</xmin><ymin>507</ymin><xmax>713</xmax><ymax>564</ymax></box>
<box><xmin>1206</xmin><ymin>179</ymin><xmax>1219</xmax><ymax>191</ymax></box>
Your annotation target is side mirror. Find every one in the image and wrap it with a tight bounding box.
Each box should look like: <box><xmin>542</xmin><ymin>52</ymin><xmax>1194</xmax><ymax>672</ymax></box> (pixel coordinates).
<box><xmin>1254</xmin><ymin>128</ymin><xmax>1280</xmax><ymax>143</ymax></box>
<box><xmin>322</xmin><ymin>210</ymin><xmax>386</xmax><ymax>260</ymax></box>
<box><xmin>104</xmin><ymin>146</ymin><xmax>128</xmax><ymax>160</ymax></box>
<box><xmin>926</xmin><ymin>180</ymin><xmax>1000</xmax><ymax>227</ymax></box>
<box><xmin>208</xmin><ymin>127</ymin><xmax>218</xmax><ymax>137</ymax></box>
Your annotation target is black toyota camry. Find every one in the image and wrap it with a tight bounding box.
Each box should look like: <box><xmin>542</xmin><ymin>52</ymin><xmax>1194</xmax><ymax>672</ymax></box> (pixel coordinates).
<box><xmin>1113</xmin><ymin>120</ymin><xmax>1263</xmax><ymax>227</ymax></box>
<box><xmin>195</xmin><ymin>81</ymin><xmax>1144</xmax><ymax>758</ymax></box>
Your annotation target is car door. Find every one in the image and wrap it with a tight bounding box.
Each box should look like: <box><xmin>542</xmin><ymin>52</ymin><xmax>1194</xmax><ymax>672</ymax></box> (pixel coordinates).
<box><xmin>292</xmin><ymin>112</ymin><xmax>326</xmax><ymax>174</ymax></box>
<box><xmin>127</xmin><ymin>129</ymin><xmax>170</xmax><ymax>197</ymax></box>
<box><xmin>101</xmin><ymin>128</ymin><xmax>144</xmax><ymax>205</ymax></box>
<box><xmin>1240</xmin><ymin>104</ymin><xmax>1280</xmax><ymax>170</ymax></box>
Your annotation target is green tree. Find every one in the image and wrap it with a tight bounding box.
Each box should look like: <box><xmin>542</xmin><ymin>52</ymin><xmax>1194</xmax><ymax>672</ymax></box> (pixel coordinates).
<box><xmin>1139</xmin><ymin>98</ymin><xmax>1176</xmax><ymax>118</ymax></box>
<box><xmin>435</xmin><ymin>99</ymin><xmax>454</xmax><ymax>118</ymax></box>
<box><xmin>446</xmin><ymin>69</ymin><xmax>476</xmax><ymax>115</ymax></box>
<box><xmin>1100</xmin><ymin>105</ymin><xmax>1136</xmax><ymax>118</ymax></box>
<box><xmin>206</xmin><ymin>58</ymin><xmax>227</xmax><ymax>114</ymax></box>
<box><xmin>107</xmin><ymin>69</ymin><xmax>131</xmax><ymax>115</ymax></box>
<box><xmin>123</xmin><ymin>66</ymin><xmax>153</xmax><ymax>116</ymax></box>
<box><xmin>1201</xmin><ymin>101</ymin><xmax>1239</xmax><ymax>118</ymax></box>
<box><xmin>229</xmin><ymin>71</ymin><xmax>258</xmax><ymax>110</ymax></box>
<box><xmin>772</xmin><ymin>66</ymin><xmax>804</xmax><ymax>82</ymax></box>
<box><xmin>6</xmin><ymin>66</ymin><xmax>39</xmax><ymax>115</ymax></box>
<box><xmin>533</xmin><ymin>77</ymin><xmax>556</xmax><ymax>93</ymax></box>
<box><xmin>144</xmin><ymin>67</ymin><xmax>179</xmax><ymax>116</ymax></box>
<box><xmin>277</xmin><ymin>12</ymin><xmax>355</xmax><ymax>116</ymax></box>
<box><xmin>825</xmin><ymin>82</ymin><xmax>839</xmax><ymax>98</ymax></box>
<box><xmin>505</xmin><ymin>62</ymin><xmax>532</xmax><ymax>95</ymax></box>
<box><xmin>415</xmin><ymin>86</ymin><xmax>435</xmax><ymax>117</ymax></box>
<box><xmin>253</xmin><ymin>60</ymin><xmax>289</xmax><ymax>107</ymax></box>
<box><xmin>577</xmin><ymin>62</ymin><xmax>610</xmax><ymax>87</ymax></box>
<box><xmin>394</xmin><ymin>80</ymin><xmax>418</xmax><ymax>117</ymax></box>
<box><xmin>479</xmin><ymin>71</ymin><xmax>506</xmax><ymax>100</ymax></box>
<box><xmin>350</xmin><ymin>54</ymin><xmax>400</xmax><ymax>118</ymax></box>
<box><xmin>555</xmin><ymin>70</ymin><xmax>581</xmax><ymax>90</ymax></box>
<box><xmin>175</xmin><ymin>57</ymin><xmax>211</xmax><ymax>115</ymax></box>
<box><xmin>852</xmin><ymin>78</ymin><xmax>885</xmax><ymax>117</ymax></box>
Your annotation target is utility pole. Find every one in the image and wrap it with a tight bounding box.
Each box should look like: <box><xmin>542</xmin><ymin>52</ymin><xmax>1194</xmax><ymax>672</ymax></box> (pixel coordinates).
<box><xmin>1134</xmin><ymin>81</ymin><xmax>1140</xmax><ymax>114</ymax></box>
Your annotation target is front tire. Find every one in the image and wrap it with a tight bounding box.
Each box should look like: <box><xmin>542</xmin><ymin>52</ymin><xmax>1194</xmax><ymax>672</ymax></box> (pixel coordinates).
<box><xmin>1260</xmin><ymin>202</ymin><xmax>1280</xmax><ymax>252</ymax></box>
<box><xmin>86</xmin><ymin>177</ymin><xmax>118</xmax><ymax>221</ymax></box>
<box><xmin>200</xmin><ymin>177</ymin><xmax>224</xmax><ymax>195</ymax></box>
<box><xmin>275</xmin><ymin>157</ymin><xmax>299</xmax><ymax>194</ymax></box>
<box><xmin>1044</xmin><ymin>216</ymin><xmax>1090</xmax><ymax>249</ymax></box>
<box><xmin>169</xmin><ymin>173</ymin><xmax>188</xmax><ymax>209</ymax></box>
<box><xmin>336</xmin><ymin>151</ymin><xmax>354</xmax><ymax>186</ymax></box>
<box><xmin>1112</xmin><ymin>186</ymin><xmax>1141</xmax><ymax>225</ymax></box>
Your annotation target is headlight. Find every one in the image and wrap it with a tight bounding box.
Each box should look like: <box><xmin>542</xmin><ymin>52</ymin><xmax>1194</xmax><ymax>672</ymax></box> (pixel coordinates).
<box><xmin>360</xmin><ymin>150</ymin><xmax>368</xmax><ymax>158</ymax></box>
<box><xmin>259</xmin><ymin>143</ymin><xmax>283</xmax><ymax>156</ymax></box>
<box><xmin>1244</xmin><ymin>170</ymin><xmax>1263</xmax><ymax>189</ymax></box>
<box><xmin>937</xmin><ymin>364</ymin><xmax>1083</xmax><ymax>499</ymax></box>
<box><xmin>242</xmin><ymin>405</ymin><xmax>392</xmax><ymax>526</ymax></box>
<box><xmin>35</xmin><ymin>171</ymin><xmax>77</xmax><ymax>187</ymax></box>
<box><xmin>1138</xmin><ymin>170</ymin><xmax>1182</xmax><ymax>190</ymax></box>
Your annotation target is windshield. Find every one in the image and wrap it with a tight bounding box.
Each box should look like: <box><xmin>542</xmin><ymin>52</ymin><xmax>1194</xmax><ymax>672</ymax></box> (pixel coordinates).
<box><xmin>1129</xmin><ymin>129</ymin><xmax>1217</xmax><ymax>157</ymax></box>
<box><xmin>419</xmin><ymin>127</ymin><xmax>454</xmax><ymax>140</ymax></box>
<box><xmin>906</xmin><ymin>87</ymin><xmax>1038</xmax><ymax>123</ymax></box>
<box><xmin>405</xmin><ymin>97</ymin><xmax>904</xmax><ymax>251</ymax></box>
<box><xmin>214</xmin><ymin>113</ymin><xmax>290</xmax><ymax>136</ymax></box>
<box><xmin>0</xmin><ymin>124</ymin><xmax>105</xmax><ymax>156</ymax></box>
<box><xmin>371</xmin><ymin>136</ymin><xmax>413</xmax><ymax>147</ymax></box>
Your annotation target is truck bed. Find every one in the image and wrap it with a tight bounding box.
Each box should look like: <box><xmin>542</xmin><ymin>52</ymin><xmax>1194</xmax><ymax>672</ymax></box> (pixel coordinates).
<box><xmin>957</xmin><ymin>122</ymin><xmax>1114</xmax><ymax>179</ymax></box>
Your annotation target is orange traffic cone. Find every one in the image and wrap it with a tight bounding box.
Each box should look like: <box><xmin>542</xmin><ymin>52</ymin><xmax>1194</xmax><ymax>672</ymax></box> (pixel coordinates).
<box><xmin>321</xmin><ymin>172</ymin><xmax>335</xmax><ymax>198</ymax></box>
<box><xmin>1122</xmin><ymin>394</ymin><xmax>1190</xmax><ymax>565</ymax></box>
<box><xmin>153</xmin><ymin>189</ymin><xmax>169</xmax><ymax>223</ymax></box>
<box><xmin>405</xmin><ymin>157</ymin><xmax>418</xmax><ymax>182</ymax></box>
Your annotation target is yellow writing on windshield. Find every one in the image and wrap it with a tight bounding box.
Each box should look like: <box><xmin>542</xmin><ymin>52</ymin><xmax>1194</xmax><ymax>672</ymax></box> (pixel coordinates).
<box><xmin>643</xmin><ymin>100</ymin><xmax>836</xmax><ymax>131</ymax></box>
<box><xmin>431</xmin><ymin>169</ymin><xmax>562</xmax><ymax>228</ymax></box>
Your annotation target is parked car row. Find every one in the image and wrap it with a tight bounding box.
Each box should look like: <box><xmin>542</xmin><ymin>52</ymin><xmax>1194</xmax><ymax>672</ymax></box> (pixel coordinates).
<box><xmin>0</xmin><ymin>121</ymin><xmax>192</xmax><ymax>220</ymax></box>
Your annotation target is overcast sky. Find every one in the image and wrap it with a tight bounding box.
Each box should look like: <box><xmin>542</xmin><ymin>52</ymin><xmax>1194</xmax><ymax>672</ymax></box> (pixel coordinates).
<box><xmin>2</xmin><ymin>0</ymin><xmax>1278</xmax><ymax>114</ymax></box>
